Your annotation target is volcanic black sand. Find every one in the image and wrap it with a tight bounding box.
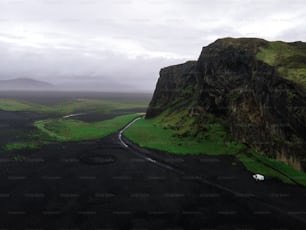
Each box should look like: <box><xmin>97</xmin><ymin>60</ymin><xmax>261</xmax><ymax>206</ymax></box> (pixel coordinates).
<box><xmin>0</xmin><ymin>110</ymin><xmax>51</xmax><ymax>147</ymax></box>
<box><xmin>0</xmin><ymin>106</ymin><xmax>306</xmax><ymax>229</ymax></box>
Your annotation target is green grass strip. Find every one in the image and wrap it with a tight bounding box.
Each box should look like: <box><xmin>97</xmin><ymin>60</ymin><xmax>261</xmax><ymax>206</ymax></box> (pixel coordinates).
<box><xmin>4</xmin><ymin>142</ymin><xmax>41</xmax><ymax>151</ymax></box>
<box><xmin>34</xmin><ymin>113</ymin><xmax>141</xmax><ymax>142</ymax></box>
<box><xmin>124</xmin><ymin>117</ymin><xmax>306</xmax><ymax>187</ymax></box>
<box><xmin>125</xmin><ymin>118</ymin><xmax>243</xmax><ymax>155</ymax></box>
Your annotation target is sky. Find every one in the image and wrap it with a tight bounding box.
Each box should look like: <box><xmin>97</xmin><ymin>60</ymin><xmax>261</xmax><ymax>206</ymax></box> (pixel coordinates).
<box><xmin>0</xmin><ymin>0</ymin><xmax>305</xmax><ymax>92</ymax></box>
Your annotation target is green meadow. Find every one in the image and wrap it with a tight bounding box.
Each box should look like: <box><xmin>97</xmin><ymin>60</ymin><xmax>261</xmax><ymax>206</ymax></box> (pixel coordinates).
<box><xmin>34</xmin><ymin>113</ymin><xmax>141</xmax><ymax>142</ymax></box>
<box><xmin>125</xmin><ymin>113</ymin><xmax>306</xmax><ymax>187</ymax></box>
<box><xmin>0</xmin><ymin>97</ymin><xmax>147</xmax><ymax>151</ymax></box>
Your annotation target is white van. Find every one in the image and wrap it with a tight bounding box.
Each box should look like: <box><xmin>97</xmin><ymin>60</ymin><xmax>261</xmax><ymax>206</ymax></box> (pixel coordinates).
<box><xmin>253</xmin><ymin>174</ymin><xmax>264</xmax><ymax>181</ymax></box>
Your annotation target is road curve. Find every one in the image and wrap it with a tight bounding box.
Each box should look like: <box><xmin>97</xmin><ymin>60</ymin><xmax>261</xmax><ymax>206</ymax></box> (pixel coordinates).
<box><xmin>118</xmin><ymin>116</ymin><xmax>143</xmax><ymax>148</ymax></box>
<box><xmin>119</xmin><ymin>115</ymin><xmax>176</xmax><ymax>171</ymax></box>
<box><xmin>63</xmin><ymin>113</ymin><xmax>87</xmax><ymax>119</ymax></box>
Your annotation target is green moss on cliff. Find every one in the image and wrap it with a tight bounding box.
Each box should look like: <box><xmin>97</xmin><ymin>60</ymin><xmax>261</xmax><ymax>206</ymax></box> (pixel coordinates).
<box><xmin>256</xmin><ymin>41</ymin><xmax>306</xmax><ymax>88</ymax></box>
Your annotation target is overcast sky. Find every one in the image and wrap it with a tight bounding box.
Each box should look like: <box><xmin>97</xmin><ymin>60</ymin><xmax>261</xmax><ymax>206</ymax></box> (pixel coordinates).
<box><xmin>0</xmin><ymin>0</ymin><xmax>305</xmax><ymax>92</ymax></box>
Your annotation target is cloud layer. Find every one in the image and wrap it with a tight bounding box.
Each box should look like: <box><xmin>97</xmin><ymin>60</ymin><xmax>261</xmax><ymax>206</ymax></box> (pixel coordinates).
<box><xmin>0</xmin><ymin>0</ymin><xmax>305</xmax><ymax>91</ymax></box>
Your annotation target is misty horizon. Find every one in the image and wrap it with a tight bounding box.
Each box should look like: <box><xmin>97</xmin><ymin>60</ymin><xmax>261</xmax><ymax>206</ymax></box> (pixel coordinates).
<box><xmin>0</xmin><ymin>77</ymin><xmax>155</xmax><ymax>93</ymax></box>
<box><xmin>0</xmin><ymin>0</ymin><xmax>306</xmax><ymax>92</ymax></box>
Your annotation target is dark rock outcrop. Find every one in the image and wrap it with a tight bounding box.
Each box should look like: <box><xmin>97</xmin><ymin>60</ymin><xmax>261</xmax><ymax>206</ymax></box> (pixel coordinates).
<box><xmin>147</xmin><ymin>37</ymin><xmax>306</xmax><ymax>171</ymax></box>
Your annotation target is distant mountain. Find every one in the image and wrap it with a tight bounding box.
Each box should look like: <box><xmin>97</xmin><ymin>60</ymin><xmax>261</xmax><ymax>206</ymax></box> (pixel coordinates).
<box><xmin>0</xmin><ymin>78</ymin><xmax>54</xmax><ymax>91</ymax></box>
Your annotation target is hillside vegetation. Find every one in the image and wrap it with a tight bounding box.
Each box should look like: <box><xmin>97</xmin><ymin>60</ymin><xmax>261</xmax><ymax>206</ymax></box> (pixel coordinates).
<box><xmin>256</xmin><ymin>41</ymin><xmax>306</xmax><ymax>88</ymax></box>
<box><xmin>125</xmin><ymin>115</ymin><xmax>306</xmax><ymax>187</ymax></box>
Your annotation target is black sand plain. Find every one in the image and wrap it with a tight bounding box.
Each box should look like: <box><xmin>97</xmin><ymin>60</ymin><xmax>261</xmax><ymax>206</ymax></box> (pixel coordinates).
<box><xmin>0</xmin><ymin>92</ymin><xmax>305</xmax><ymax>230</ymax></box>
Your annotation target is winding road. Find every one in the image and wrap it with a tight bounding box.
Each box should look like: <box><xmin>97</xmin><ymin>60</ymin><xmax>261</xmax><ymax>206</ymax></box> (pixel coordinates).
<box><xmin>118</xmin><ymin>116</ymin><xmax>143</xmax><ymax>148</ymax></box>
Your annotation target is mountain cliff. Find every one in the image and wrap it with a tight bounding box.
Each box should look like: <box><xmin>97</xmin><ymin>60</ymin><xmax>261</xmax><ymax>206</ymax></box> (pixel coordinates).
<box><xmin>147</xmin><ymin>38</ymin><xmax>306</xmax><ymax>171</ymax></box>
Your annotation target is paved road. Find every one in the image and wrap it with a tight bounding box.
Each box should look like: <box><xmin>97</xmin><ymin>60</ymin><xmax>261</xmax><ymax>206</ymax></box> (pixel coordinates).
<box><xmin>0</xmin><ymin>117</ymin><xmax>305</xmax><ymax>229</ymax></box>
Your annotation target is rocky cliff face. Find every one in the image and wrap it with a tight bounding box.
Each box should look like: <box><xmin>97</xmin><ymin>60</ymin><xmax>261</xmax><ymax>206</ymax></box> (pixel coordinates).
<box><xmin>147</xmin><ymin>38</ymin><xmax>306</xmax><ymax>171</ymax></box>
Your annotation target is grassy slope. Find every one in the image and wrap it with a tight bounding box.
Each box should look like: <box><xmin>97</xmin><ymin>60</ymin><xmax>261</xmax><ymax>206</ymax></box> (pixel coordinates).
<box><xmin>35</xmin><ymin>113</ymin><xmax>141</xmax><ymax>142</ymax></box>
<box><xmin>125</xmin><ymin>115</ymin><xmax>242</xmax><ymax>155</ymax></box>
<box><xmin>256</xmin><ymin>41</ymin><xmax>306</xmax><ymax>88</ymax></box>
<box><xmin>125</xmin><ymin>111</ymin><xmax>306</xmax><ymax>187</ymax></box>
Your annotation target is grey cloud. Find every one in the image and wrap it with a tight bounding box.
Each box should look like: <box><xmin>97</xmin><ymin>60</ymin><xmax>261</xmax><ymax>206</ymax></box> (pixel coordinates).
<box><xmin>0</xmin><ymin>0</ymin><xmax>305</xmax><ymax>92</ymax></box>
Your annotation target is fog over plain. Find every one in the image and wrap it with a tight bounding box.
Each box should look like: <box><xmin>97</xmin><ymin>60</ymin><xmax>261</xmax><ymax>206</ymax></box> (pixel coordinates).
<box><xmin>0</xmin><ymin>0</ymin><xmax>305</xmax><ymax>92</ymax></box>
